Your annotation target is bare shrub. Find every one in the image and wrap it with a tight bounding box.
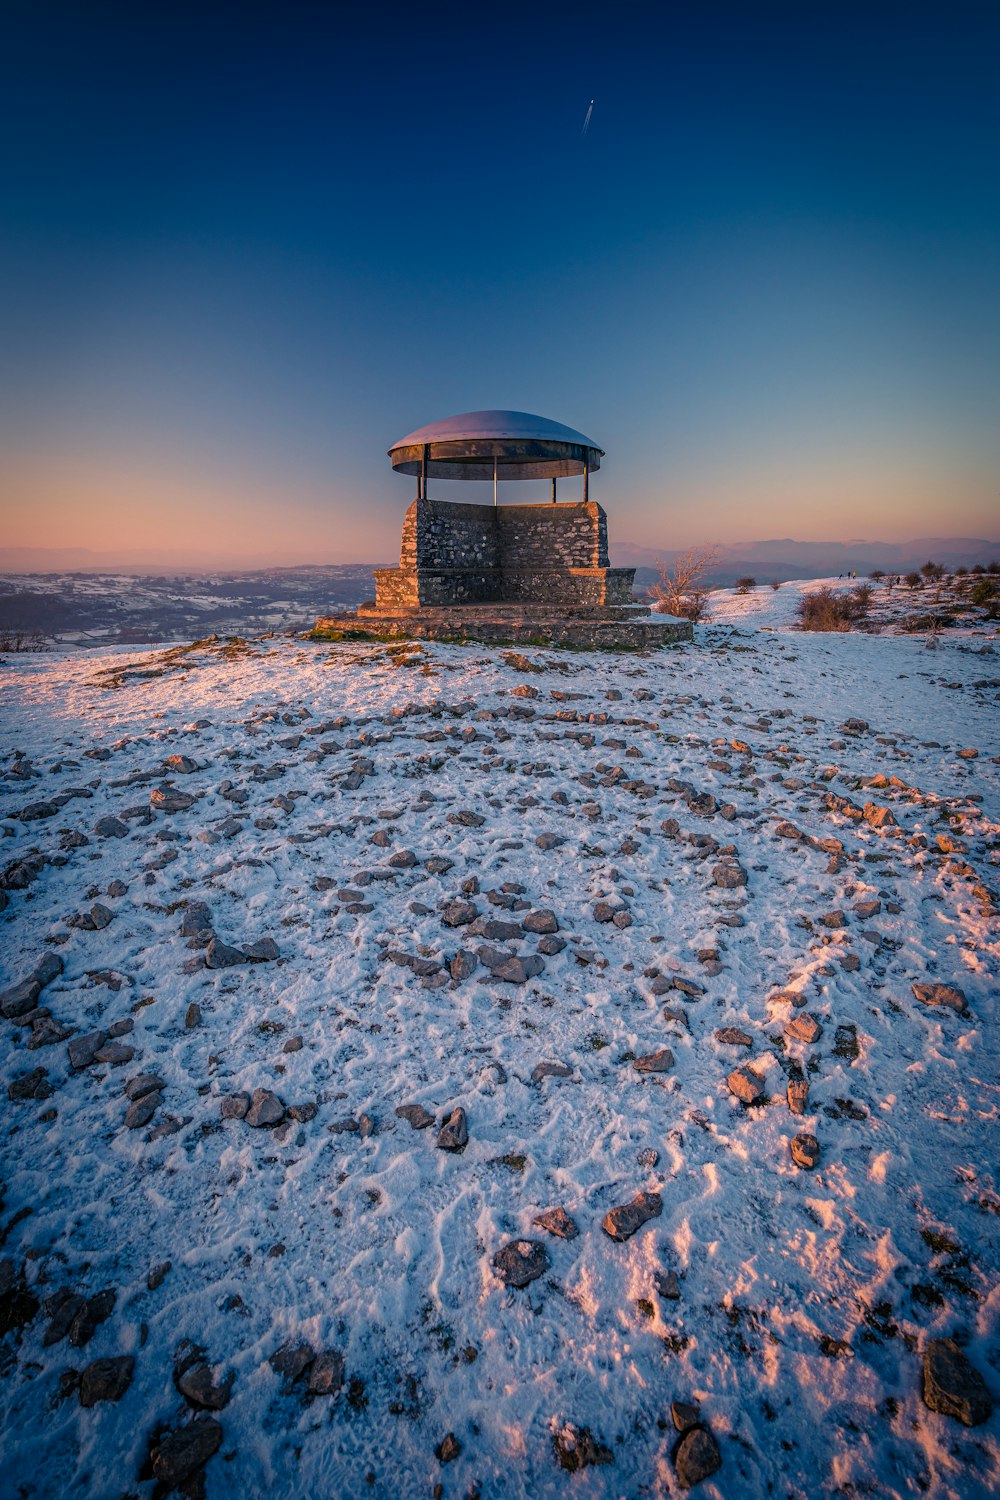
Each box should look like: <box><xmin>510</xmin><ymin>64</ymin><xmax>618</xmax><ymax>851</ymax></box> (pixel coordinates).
<box><xmin>0</xmin><ymin>629</ymin><xmax>48</xmax><ymax>653</ymax></box>
<box><xmin>989</xmin><ymin>560</ymin><xmax>1000</xmax><ymax>574</ymax></box>
<box><xmin>734</xmin><ymin>576</ymin><xmax>756</xmax><ymax>595</ymax></box>
<box><xmin>870</xmin><ymin>569</ymin><xmax>885</xmax><ymax>580</ymax></box>
<box><xmin>852</xmin><ymin>583</ymin><xmax>874</xmax><ymax>612</ymax></box>
<box><xmin>769</xmin><ymin>579</ymin><xmax>780</xmax><ymax>591</ymax></box>
<box><xmin>649</xmin><ymin>545</ymin><xmax>720</xmax><ymax>622</ymax></box>
<box><xmin>796</xmin><ymin>587</ymin><xmax>865</xmax><ymax>632</ymax></box>
<box><xmin>904</xmin><ymin>571</ymin><xmax>922</xmax><ymax>589</ymax></box>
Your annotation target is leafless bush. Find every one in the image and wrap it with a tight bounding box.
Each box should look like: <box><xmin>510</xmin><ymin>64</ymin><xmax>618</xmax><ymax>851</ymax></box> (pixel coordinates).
<box><xmin>796</xmin><ymin>587</ymin><xmax>866</xmax><ymax>632</ymax></box>
<box><xmin>870</xmin><ymin>569</ymin><xmax>885</xmax><ymax>580</ymax></box>
<box><xmin>769</xmin><ymin>579</ymin><xmax>780</xmax><ymax>591</ymax></box>
<box><xmin>0</xmin><ymin>629</ymin><xmax>48</xmax><ymax>653</ymax></box>
<box><xmin>852</xmin><ymin>583</ymin><xmax>874</xmax><ymax>610</ymax></box>
<box><xmin>904</xmin><ymin>571</ymin><xmax>922</xmax><ymax>589</ymax></box>
<box><xmin>649</xmin><ymin>545</ymin><xmax>720</xmax><ymax>622</ymax></box>
<box><xmin>734</xmin><ymin>576</ymin><xmax>756</xmax><ymax>595</ymax></box>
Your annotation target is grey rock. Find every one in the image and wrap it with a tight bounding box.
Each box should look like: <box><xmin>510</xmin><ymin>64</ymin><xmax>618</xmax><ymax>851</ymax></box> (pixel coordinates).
<box><xmin>395</xmin><ymin>1102</ymin><xmax>435</xmax><ymax>1129</ymax></box>
<box><xmin>522</xmin><ymin>908</ymin><xmax>558</xmax><ymax>934</ymax></box>
<box><xmin>492</xmin><ymin>1238</ymin><xmax>550</xmax><ymax>1288</ymax></box>
<box><xmin>922</xmin><ymin>1338</ymin><xmax>993</xmax><ymax>1426</ymax></box>
<box><xmin>533</xmin><ymin>1207</ymin><xmax>578</xmax><ymax>1240</ymax></box>
<box><xmin>671</xmin><ymin>1399</ymin><xmax>700</xmax><ymax>1432</ymax></box>
<box><xmin>17</xmin><ymin>800</ymin><xmax>57</xmax><ymax>821</ymax></box>
<box><xmin>165</xmin><ymin>754</ymin><xmax>199</xmax><ymax>774</ymax></box>
<box><xmin>93</xmin><ymin>1041</ymin><xmax>135</xmax><ymax>1065</ymax></box>
<box><xmin>125</xmin><ymin>1092</ymin><xmax>161</xmax><ymax>1129</ymax></box>
<box><xmin>307</xmin><ymin>1349</ymin><xmax>344</xmax><ymax>1396</ymax></box>
<box><xmin>220</xmin><ymin>1093</ymin><xmax>250</xmax><ymax>1120</ymax></box>
<box><xmin>94</xmin><ymin>815</ymin><xmax>129</xmax><ymax>838</ymax></box>
<box><xmin>80</xmin><ymin>1354</ymin><xmax>134</xmax><ymax>1407</ymax></box>
<box><xmin>602</xmin><ymin>1191</ymin><xmax>662</xmax><ymax>1242</ymax></box>
<box><xmin>912</xmin><ymin>981</ymin><xmax>968</xmax><ymax>1014</ymax></box>
<box><xmin>713</xmin><ymin>862</ymin><xmax>747</xmax><ymax>888</ymax></box>
<box><xmin>205</xmin><ymin>937</ymin><xmax>247</xmax><ymax>969</ymax></box>
<box><xmin>787</xmin><ymin>1077</ymin><xmax>809</xmax><ymax>1115</ymax></box>
<box><xmin>634</xmin><ymin>1048</ymin><xmax>674</xmax><ymax>1074</ymax></box>
<box><xmin>43</xmin><ymin>1291</ymin><xmax>86</xmax><ymax>1345</ymax></box>
<box><xmin>150</xmin><ymin>784</ymin><xmax>195</xmax><ymax>813</ymax></box>
<box><xmin>243</xmin><ymin>937</ymin><xmax>279</xmax><ymax>962</ymax></box>
<box><xmin>437</xmin><ymin>1106</ymin><xmax>468</xmax><ymax>1152</ymax></box>
<box><xmin>537</xmin><ymin>934</ymin><xmax>567</xmax><ymax>955</ymax></box>
<box><xmin>8</xmin><ymin>1067</ymin><xmax>54</xmax><ymax>1100</ymax></box>
<box><xmin>785</xmin><ymin>1012</ymin><xmax>823</xmax><ymax>1043</ymax></box>
<box><xmin>656</xmin><ymin>1269</ymin><xmax>681</xmax><ymax>1299</ymax></box>
<box><xmin>180</xmin><ymin>901</ymin><xmax>213</xmax><ymax>937</ymax></box>
<box><xmin>147</xmin><ymin>1261</ymin><xmax>171</xmax><ymax>1291</ymax></box>
<box><xmin>245</xmin><ymin>1088</ymin><xmax>285</xmax><ymax>1128</ymax></box>
<box><xmin>727</xmin><ymin>1068</ymin><xmax>764</xmax><ymax>1104</ymax></box>
<box><xmin>531</xmin><ymin>1060</ymin><xmax>574</xmax><ymax>1083</ymax></box>
<box><xmin>675</xmin><ymin>1426</ymin><xmax>722</xmax><ymax>1489</ymax></box>
<box><xmin>269</xmin><ymin>1341</ymin><xmax>315</xmax><ymax>1385</ymax></box>
<box><xmin>441</xmin><ymin>900</ymin><xmax>478</xmax><ymax>928</ymax></box>
<box><xmin>149</xmin><ymin>1416</ymin><xmax>223</xmax><ymax>1487</ymax></box>
<box><xmin>175</xmin><ymin>1358</ymin><xmax>233</xmax><ymax>1411</ymax></box>
<box><xmin>790</xmin><ymin>1133</ymin><xmax>820</xmax><ymax>1169</ymax></box>
<box><xmin>69</xmin><ymin>1288</ymin><xmax>115</xmax><ymax>1347</ymax></box>
<box><xmin>715</xmin><ymin>1027</ymin><xmax>752</xmax><ymax>1047</ymax></box>
<box><xmin>450</xmin><ymin>949</ymin><xmax>478</xmax><ymax>981</ymax></box>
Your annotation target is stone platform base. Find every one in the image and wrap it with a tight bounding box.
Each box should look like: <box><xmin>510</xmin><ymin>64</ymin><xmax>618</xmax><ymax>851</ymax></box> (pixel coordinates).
<box><xmin>309</xmin><ymin>604</ymin><xmax>693</xmax><ymax>650</ymax></box>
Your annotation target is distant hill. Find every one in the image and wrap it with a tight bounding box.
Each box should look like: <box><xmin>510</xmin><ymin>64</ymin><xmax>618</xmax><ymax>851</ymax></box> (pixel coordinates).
<box><xmin>613</xmin><ymin>536</ymin><xmax>1000</xmax><ymax>584</ymax></box>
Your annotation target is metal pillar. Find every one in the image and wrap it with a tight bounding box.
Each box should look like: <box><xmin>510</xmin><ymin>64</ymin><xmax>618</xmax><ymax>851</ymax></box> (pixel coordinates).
<box><xmin>582</xmin><ymin>460</ymin><xmax>589</xmax><ymax>503</ymax></box>
<box><xmin>551</xmin><ymin>477</ymin><xmax>557</xmax><ymax>503</ymax></box>
<box><xmin>420</xmin><ymin>445</ymin><xmax>428</xmax><ymax>500</ymax></box>
<box><xmin>493</xmin><ymin>455</ymin><xmax>498</xmax><ymax>507</ymax></box>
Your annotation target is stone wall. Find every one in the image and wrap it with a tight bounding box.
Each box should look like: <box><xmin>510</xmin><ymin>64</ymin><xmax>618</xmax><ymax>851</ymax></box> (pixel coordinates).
<box><xmin>400</xmin><ymin>498</ymin><xmax>609</xmax><ymax>570</ymax></box>
<box><xmin>378</xmin><ymin>497</ymin><xmax>626</xmax><ymax>610</ymax></box>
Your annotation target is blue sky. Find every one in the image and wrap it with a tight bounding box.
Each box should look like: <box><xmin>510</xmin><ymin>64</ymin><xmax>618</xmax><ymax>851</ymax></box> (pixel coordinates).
<box><xmin>2</xmin><ymin>1</ymin><xmax>998</xmax><ymax>562</ymax></box>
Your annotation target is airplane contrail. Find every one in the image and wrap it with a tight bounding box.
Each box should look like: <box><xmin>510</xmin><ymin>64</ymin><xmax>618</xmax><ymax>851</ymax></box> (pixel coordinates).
<box><xmin>582</xmin><ymin>99</ymin><xmax>594</xmax><ymax>136</ymax></box>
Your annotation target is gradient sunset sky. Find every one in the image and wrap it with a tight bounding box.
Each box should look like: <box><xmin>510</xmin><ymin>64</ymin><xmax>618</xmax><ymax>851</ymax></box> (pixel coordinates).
<box><xmin>2</xmin><ymin>2</ymin><xmax>998</xmax><ymax>565</ymax></box>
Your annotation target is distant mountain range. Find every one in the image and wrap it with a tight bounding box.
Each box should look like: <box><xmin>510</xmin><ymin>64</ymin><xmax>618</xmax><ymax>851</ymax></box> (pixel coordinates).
<box><xmin>611</xmin><ymin>536</ymin><xmax>1000</xmax><ymax>584</ymax></box>
<box><xmin>2</xmin><ymin>536</ymin><xmax>997</xmax><ymax>583</ymax></box>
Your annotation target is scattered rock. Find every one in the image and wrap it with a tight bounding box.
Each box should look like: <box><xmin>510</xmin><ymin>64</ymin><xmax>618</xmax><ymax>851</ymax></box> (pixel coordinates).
<box><xmin>533</xmin><ymin>1207</ymin><xmax>578</xmax><ymax>1240</ymax></box>
<box><xmin>790</xmin><ymin>1133</ymin><xmax>821</xmax><ymax>1169</ymax></box>
<box><xmin>727</xmin><ymin>1068</ymin><xmax>764</xmax><ymax>1104</ymax></box>
<box><xmin>148</xmin><ymin>1416</ymin><xmax>223</xmax><ymax>1489</ymax></box>
<box><xmin>602</xmin><ymin>1191</ymin><xmax>662</xmax><ymax>1242</ymax></box>
<box><xmin>437</xmin><ymin>1106</ymin><xmax>468</xmax><ymax>1152</ymax></box>
<box><xmin>245</xmin><ymin>1089</ymin><xmax>285</xmax><ymax>1128</ymax></box>
<box><xmin>785</xmin><ymin>1012</ymin><xmax>823</xmax><ymax>1043</ymax></box>
<box><xmin>787</xmin><ymin>1077</ymin><xmax>809</xmax><ymax>1114</ymax></box>
<box><xmin>634</xmin><ymin>1048</ymin><xmax>674</xmax><ymax>1073</ymax></box>
<box><xmin>303</xmin><ymin>1348</ymin><xmax>343</xmax><ymax>1396</ymax></box>
<box><xmin>492</xmin><ymin>1239</ymin><xmax>549</xmax><ymax>1288</ymax></box>
<box><xmin>715</xmin><ymin>1027</ymin><xmax>752</xmax><ymax>1047</ymax></box>
<box><xmin>220</xmin><ymin>1092</ymin><xmax>250</xmax><ymax>1120</ymax></box>
<box><xmin>675</xmin><ymin>1425</ymin><xmax>722</xmax><ymax>1488</ymax></box>
<box><xmin>912</xmin><ymin>981</ymin><xmax>968</xmax><ymax>1014</ymax></box>
<box><xmin>94</xmin><ymin>815</ymin><xmax>129</xmax><ymax>838</ymax></box>
<box><xmin>205</xmin><ymin>937</ymin><xmax>247</xmax><ymax>969</ymax></box>
<box><xmin>921</xmin><ymin>1338</ymin><xmax>993</xmax><ymax>1426</ymax></box>
<box><xmin>435</xmin><ymin>1432</ymin><xmax>462</xmax><ymax>1464</ymax></box>
<box><xmin>395</xmin><ymin>1102</ymin><xmax>434</xmax><ymax>1129</ymax></box>
<box><xmin>80</xmin><ymin>1354</ymin><xmax>134</xmax><ymax>1407</ymax></box>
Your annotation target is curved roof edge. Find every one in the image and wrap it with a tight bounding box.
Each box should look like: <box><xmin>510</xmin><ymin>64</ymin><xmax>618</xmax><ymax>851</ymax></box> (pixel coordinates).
<box><xmin>389</xmin><ymin>409</ymin><xmax>603</xmax><ymax>454</ymax></box>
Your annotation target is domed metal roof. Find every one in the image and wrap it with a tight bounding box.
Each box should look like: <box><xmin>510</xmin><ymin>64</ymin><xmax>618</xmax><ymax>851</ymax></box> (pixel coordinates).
<box><xmin>388</xmin><ymin>409</ymin><xmax>603</xmax><ymax>482</ymax></box>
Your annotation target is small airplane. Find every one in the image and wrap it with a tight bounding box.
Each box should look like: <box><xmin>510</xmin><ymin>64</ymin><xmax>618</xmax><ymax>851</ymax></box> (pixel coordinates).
<box><xmin>582</xmin><ymin>99</ymin><xmax>594</xmax><ymax>136</ymax></box>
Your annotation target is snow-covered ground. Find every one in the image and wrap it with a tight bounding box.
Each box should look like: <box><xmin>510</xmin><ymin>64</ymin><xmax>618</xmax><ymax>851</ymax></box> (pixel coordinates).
<box><xmin>1</xmin><ymin>608</ymin><xmax>997</xmax><ymax>1498</ymax></box>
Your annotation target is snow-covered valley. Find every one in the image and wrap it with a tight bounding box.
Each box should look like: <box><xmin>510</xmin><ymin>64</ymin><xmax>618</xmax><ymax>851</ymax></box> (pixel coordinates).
<box><xmin>1</xmin><ymin>605</ymin><xmax>997</xmax><ymax>1498</ymax></box>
